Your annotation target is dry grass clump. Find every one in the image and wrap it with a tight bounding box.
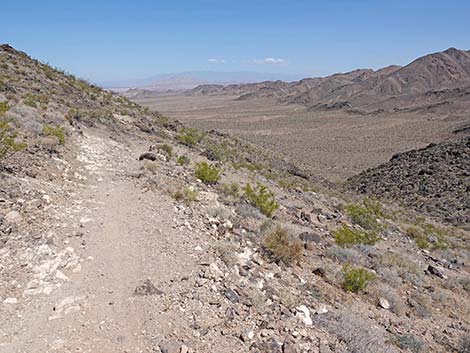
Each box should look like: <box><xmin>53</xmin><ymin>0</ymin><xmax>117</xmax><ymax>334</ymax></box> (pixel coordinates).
<box><xmin>263</xmin><ymin>226</ymin><xmax>302</xmax><ymax>265</ymax></box>
<box><xmin>172</xmin><ymin>187</ymin><xmax>198</xmax><ymax>204</ymax></box>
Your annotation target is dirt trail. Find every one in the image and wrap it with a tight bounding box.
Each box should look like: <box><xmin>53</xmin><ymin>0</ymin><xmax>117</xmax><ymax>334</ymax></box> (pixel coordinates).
<box><xmin>2</xmin><ymin>129</ymin><xmax>206</xmax><ymax>353</ymax></box>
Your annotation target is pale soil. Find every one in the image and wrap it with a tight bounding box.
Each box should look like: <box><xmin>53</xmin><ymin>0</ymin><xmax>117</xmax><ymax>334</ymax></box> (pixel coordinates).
<box><xmin>0</xmin><ymin>130</ymin><xmax>231</xmax><ymax>353</ymax></box>
<box><xmin>133</xmin><ymin>94</ymin><xmax>466</xmax><ymax>181</ymax></box>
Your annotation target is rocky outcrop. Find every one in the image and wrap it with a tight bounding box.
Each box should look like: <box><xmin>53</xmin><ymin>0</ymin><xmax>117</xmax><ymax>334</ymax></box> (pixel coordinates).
<box><xmin>348</xmin><ymin>137</ymin><xmax>470</xmax><ymax>226</ymax></box>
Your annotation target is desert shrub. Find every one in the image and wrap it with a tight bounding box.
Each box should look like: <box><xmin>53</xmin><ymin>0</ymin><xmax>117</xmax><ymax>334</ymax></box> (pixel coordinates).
<box><xmin>0</xmin><ymin>119</ymin><xmax>27</xmax><ymax>159</ymax></box>
<box><xmin>173</xmin><ymin>187</ymin><xmax>198</xmax><ymax>204</ymax></box>
<box><xmin>205</xmin><ymin>143</ymin><xmax>229</xmax><ymax>161</ymax></box>
<box><xmin>220</xmin><ymin>182</ymin><xmax>240</xmax><ymax>199</ymax></box>
<box><xmin>236</xmin><ymin>204</ymin><xmax>263</xmax><ymax>220</ymax></box>
<box><xmin>333</xmin><ymin>224</ymin><xmax>380</xmax><ymax>247</ymax></box>
<box><xmin>393</xmin><ymin>334</ymin><xmax>424</xmax><ymax>353</ymax></box>
<box><xmin>177</xmin><ymin>128</ymin><xmax>205</xmax><ymax>147</ymax></box>
<box><xmin>232</xmin><ymin>161</ymin><xmax>263</xmax><ymax>172</ymax></box>
<box><xmin>195</xmin><ymin>162</ymin><xmax>221</xmax><ymax>184</ymax></box>
<box><xmin>326</xmin><ymin>245</ymin><xmax>362</xmax><ymax>264</ymax></box>
<box><xmin>244</xmin><ymin>182</ymin><xmax>279</xmax><ymax>217</ymax></box>
<box><xmin>342</xmin><ymin>265</ymin><xmax>376</xmax><ymax>293</ymax></box>
<box><xmin>458</xmin><ymin>335</ymin><xmax>470</xmax><ymax>353</ymax></box>
<box><xmin>42</xmin><ymin>124</ymin><xmax>65</xmax><ymax>145</ymax></box>
<box><xmin>23</xmin><ymin>93</ymin><xmax>48</xmax><ymax>109</ymax></box>
<box><xmin>156</xmin><ymin>143</ymin><xmax>173</xmax><ymax>159</ymax></box>
<box><xmin>0</xmin><ymin>102</ymin><xmax>8</xmax><ymax>116</ymax></box>
<box><xmin>345</xmin><ymin>201</ymin><xmax>383</xmax><ymax>232</ymax></box>
<box><xmin>406</xmin><ymin>223</ymin><xmax>448</xmax><ymax>250</ymax></box>
<box><xmin>317</xmin><ymin>310</ymin><xmax>397</xmax><ymax>353</ymax></box>
<box><xmin>177</xmin><ymin>155</ymin><xmax>190</xmax><ymax>166</ymax></box>
<box><xmin>263</xmin><ymin>226</ymin><xmax>302</xmax><ymax>265</ymax></box>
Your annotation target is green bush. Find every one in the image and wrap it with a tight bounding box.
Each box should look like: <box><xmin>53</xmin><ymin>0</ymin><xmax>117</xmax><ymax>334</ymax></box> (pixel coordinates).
<box><xmin>333</xmin><ymin>224</ymin><xmax>380</xmax><ymax>247</ymax></box>
<box><xmin>42</xmin><ymin>124</ymin><xmax>65</xmax><ymax>145</ymax></box>
<box><xmin>345</xmin><ymin>201</ymin><xmax>383</xmax><ymax>232</ymax></box>
<box><xmin>342</xmin><ymin>265</ymin><xmax>376</xmax><ymax>293</ymax></box>
<box><xmin>0</xmin><ymin>120</ymin><xmax>27</xmax><ymax>159</ymax></box>
<box><xmin>264</xmin><ymin>226</ymin><xmax>302</xmax><ymax>265</ymax></box>
<box><xmin>177</xmin><ymin>128</ymin><xmax>205</xmax><ymax>147</ymax></box>
<box><xmin>195</xmin><ymin>162</ymin><xmax>221</xmax><ymax>184</ymax></box>
<box><xmin>244</xmin><ymin>182</ymin><xmax>279</xmax><ymax>217</ymax></box>
<box><xmin>177</xmin><ymin>155</ymin><xmax>190</xmax><ymax>166</ymax></box>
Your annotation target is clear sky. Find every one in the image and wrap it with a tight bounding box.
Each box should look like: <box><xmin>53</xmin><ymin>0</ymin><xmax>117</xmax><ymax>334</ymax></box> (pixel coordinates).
<box><xmin>2</xmin><ymin>0</ymin><xmax>469</xmax><ymax>82</ymax></box>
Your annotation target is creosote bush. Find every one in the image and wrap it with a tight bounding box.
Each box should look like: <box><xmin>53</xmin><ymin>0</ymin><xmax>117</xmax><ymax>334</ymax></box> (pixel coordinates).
<box><xmin>244</xmin><ymin>182</ymin><xmax>279</xmax><ymax>217</ymax></box>
<box><xmin>345</xmin><ymin>200</ymin><xmax>384</xmax><ymax>233</ymax></box>
<box><xmin>23</xmin><ymin>93</ymin><xmax>48</xmax><ymax>109</ymax></box>
<box><xmin>342</xmin><ymin>265</ymin><xmax>376</xmax><ymax>293</ymax></box>
<box><xmin>42</xmin><ymin>124</ymin><xmax>65</xmax><ymax>145</ymax></box>
<box><xmin>177</xmin><ymin>128</ymin><xmax>205</xmax><ymax>147</ymax></box>
<box><xmin>195</xmin><ymin>162</ymin><xmax>221</xmax><ymax>184</ymax></box>
<box><xmin>0</xmin><ymin>120</ymin><xmax>27</xmax><ymax>159</ymax></box>
<box><xmin>263</xmin><ymin>226</ymin><xmax>302</xmax><ymax>265</ymax></box>
<box><xmin>333</xmin><ymin>224</ymin><xmax>380</xmax><ymax>247</ymax></box>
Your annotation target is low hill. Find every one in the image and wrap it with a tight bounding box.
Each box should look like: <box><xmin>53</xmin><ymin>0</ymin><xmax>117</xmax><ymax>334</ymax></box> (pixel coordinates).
<box><xmin>348</xmin><ymin>137</ymin><xmax>470</xmax><ymax>227</ymax></box>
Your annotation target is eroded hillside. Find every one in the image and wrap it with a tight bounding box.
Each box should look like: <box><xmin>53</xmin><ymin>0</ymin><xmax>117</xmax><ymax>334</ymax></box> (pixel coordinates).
<box><xmin>0</xmin><ymin>45</ymin><xmax>469</xmax><ymax>353</ymax></box>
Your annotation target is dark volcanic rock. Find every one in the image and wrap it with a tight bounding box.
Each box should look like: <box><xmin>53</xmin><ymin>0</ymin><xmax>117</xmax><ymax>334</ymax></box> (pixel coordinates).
<box><xmin>348</xmin><ymin>137</ymin><xmax>470</xmax><ymax>227</ymax></box>
<box><xmin>138</xmin><ymin>152</ymin><xmax>157</xmax><ymax>161</ymax></box>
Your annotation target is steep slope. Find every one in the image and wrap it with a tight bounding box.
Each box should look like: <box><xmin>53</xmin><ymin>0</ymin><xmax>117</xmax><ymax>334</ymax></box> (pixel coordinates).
<box><xmin>348</xmin><ymin>137</ymin><xmax>470</xmax><ymax>227</ymax></box>
<box><xmin>1</xmin><ymin>45</ymin><xmax>469</xmax><ymax>353</ymax></box>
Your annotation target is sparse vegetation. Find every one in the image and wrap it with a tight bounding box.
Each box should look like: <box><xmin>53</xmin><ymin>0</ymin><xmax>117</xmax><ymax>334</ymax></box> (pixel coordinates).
<box><xmin>219</xmin><ymin>182</ymin><xmax>240</xmax><ymax>199</ymax></box>
<box><xmin>177</xmin><ymin>127</ymin><xmax>205</xmax><ymax>147</ymax></box>
<box><xmin>173</xmin><ymin>187</ymin><xmax>198</xmax><ymax>204</ymax></box>
<box><xmin>244</xmin><ymin>182</ymin><xmax>279</xmax><ymax>217</ymax></box>
<box><xmin>263</xmin><ymin>226</ymin><xmax>302</xmax><ymax>265</ymax></box>
<box><xmin>156</xmin><ymin>143</ymin><xmax>173</xmax><ymax>159</ymax></box>
<box><xmin>406</xmin><ymin>223</ymin><xmax>448</xmax><ymax>250</ymax></box>
<box><xmin>176</xmin><ymin>155</ymin><xmax>190</xmax><ymax>166</ymax></box>
<box><xmin>342</xmin><ymin>265</ymin><xmax>376</xmax><ymax>292</ymax></box>
<box><xmin>345</xmin><ymin>199</ymin><xmax>384</xmax><ymax>233</ymax></box>
<box><xmin>458</xmin><ymin>334</ymin><xmax>470</xmax><ymax>353</ymax></box>
<box><xmin>194</xmin><ymin>162</ymin><xmax>221</xmax><ymax>184</ymax></box>
<box><xmin>0</xmin><ymin>119</ymin><xmax>27</xmax><ymax>160</ymax></box>
<box><xmin>42</xmin><ymin>124</ymin><xmax>65</xmax><ymax>145</ymax></box>
<box><xmin>333</xmin><ymin>224</ymin><xmax>380</xmax><ymax>247</ymax></box>
<box><xmin>23</xmin><ymin>93</ymin><xmax>48</xmax><ymax>109</ymax></box>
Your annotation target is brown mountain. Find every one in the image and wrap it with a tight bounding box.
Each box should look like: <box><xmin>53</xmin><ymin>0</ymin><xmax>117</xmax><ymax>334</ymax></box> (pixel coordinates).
<box><xmin>186</xmin><ymin>48</ymin><xmax>470</xmax><ymax>113</ymax></box>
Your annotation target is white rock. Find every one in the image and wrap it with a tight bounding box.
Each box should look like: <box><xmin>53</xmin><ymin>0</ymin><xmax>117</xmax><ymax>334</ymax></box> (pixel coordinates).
<box><xmin>296</xmin><ymin>305</ymin><xmax>313</xmax><ymax>326</ymax></box>
<box><xmin>55</xmin><ymin>270</ymin><xmax>69</xmax><ymax>281</ymax></box>
<box><xmin>5</xmin><ymin>211</ymin><xmax>21</xmax><ymax>223</ymax></box>
<box><xmin>3</xmin><ymin>297</ymin><xmax>18</xmax><ymax>304</ymax></box>
<box><xmin>205</xmin><ymin>263</ymin><xmax>224</xmax><ymax>280</ymax></box>
<box><xmin>379</xmin><ymin>297</ymin><xmax>390</xmax><ymax>310</ymax></box>
<box><xmin>315</xmin><ymin>304</ymin><xmax>329</xmax><ymax>315</ymax></box>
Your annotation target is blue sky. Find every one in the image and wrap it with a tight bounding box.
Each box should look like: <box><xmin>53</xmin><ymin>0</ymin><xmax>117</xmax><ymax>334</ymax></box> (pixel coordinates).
<box><xmin>2</xmin><ymin>0</ymin><xmax>469</xmax><ymax>82</ymax></box>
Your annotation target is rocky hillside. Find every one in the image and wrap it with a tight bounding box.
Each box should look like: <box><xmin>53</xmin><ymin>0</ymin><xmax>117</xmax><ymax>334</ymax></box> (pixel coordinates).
<box><xmin>186</xmin><ymin>48</ymin><xmax>470</xmax><ymax>114</ymax></box>
<box><xmin>1</xmin><ymin>45</ymin><xmax>469</xmax><ymax>353</ymax></box>
<box><xmin>348</xmin><ymin>137</ymin><xmax>470</xmax><ymax>227</ymax></box>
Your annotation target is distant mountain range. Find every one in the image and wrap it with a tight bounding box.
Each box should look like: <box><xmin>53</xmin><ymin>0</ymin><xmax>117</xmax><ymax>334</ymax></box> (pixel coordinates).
<box><xmin>100</xmin><ymin>71</ymin><xmax>304</xmax><ymax>92</ymax></box>
<box><xmin>186</xmin><ymin>48</ymin><xmax>470</xmax><ymax>114</ymax></box>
